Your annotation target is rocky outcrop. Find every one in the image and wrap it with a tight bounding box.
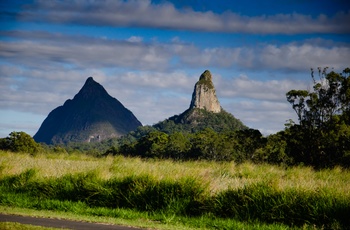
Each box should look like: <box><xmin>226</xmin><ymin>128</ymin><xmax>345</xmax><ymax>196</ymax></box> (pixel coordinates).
<box><xmin>34</xmin><ymin>77</ymin><xmax>142</xmax><ymax>144</ymax></box>
<box><xmin>153</xmin><ymin>70</ymin><xmax>247</xmax><ymax>133</ymax></box>
<box><xmin>189</xmin><ymin>70</ymin><xmax>221</xmax><ymax>113</ymax></box>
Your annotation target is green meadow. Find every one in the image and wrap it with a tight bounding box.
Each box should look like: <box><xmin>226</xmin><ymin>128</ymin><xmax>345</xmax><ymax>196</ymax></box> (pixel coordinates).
<box><xmin>1</xmin><ymin>150</ymin><xmax>349</xmax><ymax>229</ymax></box>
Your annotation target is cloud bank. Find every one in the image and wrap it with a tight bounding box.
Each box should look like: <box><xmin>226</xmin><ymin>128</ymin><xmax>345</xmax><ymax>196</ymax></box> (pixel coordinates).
<box><xmin>1</xmin><ymin>31</ymin><xmax>349</xmax><ymax>72</ymax></box>
<box><xmin>16</xmin><ymin>0</ymin><xmax>350</xmax><ymax>34</ymax></box>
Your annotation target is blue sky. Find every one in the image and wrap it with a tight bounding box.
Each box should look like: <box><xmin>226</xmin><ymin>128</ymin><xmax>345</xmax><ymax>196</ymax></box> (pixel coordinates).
<box><xmin>0</xmin><ymin>0</ymin><xmax>349</xmax><ymax>138</ymax></box>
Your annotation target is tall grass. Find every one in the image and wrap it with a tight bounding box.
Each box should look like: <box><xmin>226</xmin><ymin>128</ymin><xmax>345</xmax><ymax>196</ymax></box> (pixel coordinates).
<box><xmin>1</xmin><ymin>150</ymin><xmax>349</xmax><ymax>228</ymax></box>
<box><xmin>2</xmin><ymin>151</ymin><xmax>349</xmax><ymax>195</ymax></box>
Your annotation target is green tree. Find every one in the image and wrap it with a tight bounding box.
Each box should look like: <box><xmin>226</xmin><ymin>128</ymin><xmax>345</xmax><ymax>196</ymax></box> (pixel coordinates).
<box><xmin>285</xmin><ymin>68</ymin><xmax>350</xmax><ymax>167</ymax></box>
<box><xmin>166</xmin><ymin>132</ymin><xmax>191</xmax><ymax>159</ymax></box>
<box><xmin>233</xmin><ymin>129</ymin><xmax>266</xmax><ymax>163</ymax></box>
<box><xmin>2</xmin><ymin>131</ymin><xmax>40</xmax><ymax>154</ymax></box>
<box><xmin>135</xmin><ymin>131</ymin><xmax>169</xmax><ymax>158</ymax></box>
<box><xmin>187</xmin><ymin>128</ymin><xmax>236</xmax><ymax>161</ymax></box>
<box><xmin>255</xmin><ymin>132</ymin><xmax>292</xmax><ymax>165</ymax></box>
<box><xmin>189</xmin><ymin>128</ymin><xmax>220</xmax><ymax>160</ymax></box>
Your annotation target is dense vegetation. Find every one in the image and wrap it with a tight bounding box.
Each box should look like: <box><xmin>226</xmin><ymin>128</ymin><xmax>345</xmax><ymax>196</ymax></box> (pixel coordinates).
<box><xmin>283</xmin><ymin>67</ymin><xmax>350</xmax><ymax>168</ymax></box>
<box><xmin>154</xmin><ymin>108</ymin><xmax>247</xmax><ymax>133</ymax></box>
<box><xmin>1</xmin><ymin>151</ymin><xmax>349</xmax><ymax>229</ymax></box>
<box><xmin>0</xmin><ymin>131</ymin><xmax>40</xmax><ymax>155</ymax></box>
<box><xmin>107</xmin><ymin>128</ymin><xmax>266</xmax><ymax>163</ymax></box>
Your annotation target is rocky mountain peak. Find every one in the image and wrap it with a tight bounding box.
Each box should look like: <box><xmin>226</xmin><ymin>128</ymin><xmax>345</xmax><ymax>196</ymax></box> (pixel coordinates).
<box><xmin>189</xmin><ymin>70</ymin><xmax>221</xmax><ymax>113</ymax></box>
<box><xmin>82</xmin><ymin>76</ymin><xmax>97</xmax><ymax>88</ymax></box>
<box><xmin>75</xmin><ymin>77</ymin><xmax>108</xmax><ymax>99</ymax></box>
<box><xmin>34</xmin><ymin>77</ymin><xmax>142</xmax><ymax>144</ymax></box>
<box><xmin>199</xmin><ymin>70</ymin><xmax>212</xmax><ymax>81</ymax></box>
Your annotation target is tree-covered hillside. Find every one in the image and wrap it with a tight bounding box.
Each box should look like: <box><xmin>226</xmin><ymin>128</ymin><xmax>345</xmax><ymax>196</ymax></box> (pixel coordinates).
<box><xmin>154</xmin><ymin>108</ymin><xmax>247</xmax><ymax>134</ymax></box>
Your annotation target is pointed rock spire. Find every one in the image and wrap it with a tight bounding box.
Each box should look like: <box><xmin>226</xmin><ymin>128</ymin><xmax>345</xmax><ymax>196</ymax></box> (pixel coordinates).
<box><xmin>189</xmin><ymin>70</ymin><xmax>221</xmax><ymax>113</ymax></box>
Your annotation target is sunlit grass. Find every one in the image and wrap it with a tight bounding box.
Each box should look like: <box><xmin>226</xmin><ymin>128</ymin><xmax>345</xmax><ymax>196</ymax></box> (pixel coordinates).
<box><xmin>1</xmin><ymin>150</ymin><xmax>350</xmax><ymax>196</ymax></box>
<box><xmin>1</xmin><ymin>150</ymin><xmax>349</xmax><ymax>229</ymax></box>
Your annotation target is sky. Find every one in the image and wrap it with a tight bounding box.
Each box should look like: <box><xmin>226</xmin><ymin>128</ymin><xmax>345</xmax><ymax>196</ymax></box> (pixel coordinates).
<box><xmin>0</xmin><ymin>0</ymin><xmax>350</xmax><ymax>138</ymax></box>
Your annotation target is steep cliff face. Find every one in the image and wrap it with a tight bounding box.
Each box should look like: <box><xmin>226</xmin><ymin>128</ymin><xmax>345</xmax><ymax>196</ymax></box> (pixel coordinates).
<box><xmin>189</xmin><ymin>70</ymin><xmax>221</xmax><ymax>113</ymax></box>
<box><xmin>153</xmin><ymin>70</ymin><xmax>247</xmax><ymax>133</ymax></box>
<box><xmin>34</xmin><ymin>77</ymin><xmax>142</xmax><ymax>144</ymax></box>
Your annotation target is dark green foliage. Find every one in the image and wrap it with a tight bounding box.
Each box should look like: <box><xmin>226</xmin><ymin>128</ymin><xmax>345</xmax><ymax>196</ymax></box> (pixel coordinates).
<box><xmin>154</xmin><ymin>108</ymin><xmax>247</xmax><ymax>134</ymax></box>
<box><xmin>135</xmin><ymin>131</ymin><xmax>169</xmax><ymax>158</ymax></box>
<box><xmin>188</xmin><ymin>128</ymin><xmax>221</xmax><ymax>160</ymax></box>
<box><xmin>187</xmin><ymin>128</ymin><xmax>236</xmax><ymax>161</ymax></box>
<box><xmin>165</xmin><ymin>132</ymin><xmax>192</xmax><ymax>159</ymax></box>
<box><xmin>284</xmin><ymin>68</ymin><xmax>350</xmax><ymax>168</ymax></box>
<box><xmin>0</xmin><ymin>131</ymin><xmax>40</xmax><ymax>154</ymax></box>
<box><xmin>254</xmin><ymin>132</ymin><xmax>292</xmax><ymax>165</ymax></box>
<box><xmin>109</xmin><ymin>128</ymin><xmax>267</xmax><ymax>162</ymax></box>
<box><xmin>233</xmin><ymin>129</ymin><xmax>267</xmax><ymax>163</ymax></box>
<box><xmin>1</xmin><ymin>170</ymin><xmax>349</xmax><ymax>228</ymax></box>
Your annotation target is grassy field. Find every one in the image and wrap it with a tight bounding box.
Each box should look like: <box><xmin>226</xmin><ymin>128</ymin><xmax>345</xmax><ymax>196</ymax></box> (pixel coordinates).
<box><xmin>0</xmin><ymin>150</ymin><xmax>349</xmax><ymax>229</ymax></box>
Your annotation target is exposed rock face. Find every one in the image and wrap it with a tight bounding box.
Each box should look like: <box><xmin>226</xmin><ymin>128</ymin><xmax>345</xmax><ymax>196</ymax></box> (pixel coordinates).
<box><xmin>34</xmin><ymin>77</ymin><xmax>142</xmax><ymax>144</ymax></box>
<box><xmin>189</xmin><ymin>70</ymin><xmax>221</xmax><ymax>113</ymax></box>
<box><xmin>153</xmin><ymin>70</ymin><xmax>247</xmax><ymax>133</ymax></box>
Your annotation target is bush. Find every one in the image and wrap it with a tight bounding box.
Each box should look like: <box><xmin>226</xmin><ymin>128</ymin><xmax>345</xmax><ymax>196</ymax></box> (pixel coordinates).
<box><xmin>0</xmin><ymin>131</ymin><xmax>40</xmax><ymax>154</ymax></box>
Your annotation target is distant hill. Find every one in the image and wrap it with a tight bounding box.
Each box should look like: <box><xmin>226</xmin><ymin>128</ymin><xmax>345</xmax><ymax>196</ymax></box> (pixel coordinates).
<box><xmin>153</xmin><ymin>70</ymin><xmax>247</xmax><ymax>133</ymax></box>
<box><xmin>34</xmin><ymin>77</ymin><xmax>142</xmax><ymax>144</ymax></box>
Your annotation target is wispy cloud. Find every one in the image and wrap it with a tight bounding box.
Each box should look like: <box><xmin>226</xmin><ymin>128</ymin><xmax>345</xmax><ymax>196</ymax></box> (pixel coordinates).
<box><xmin>217</xmin><ymin>74</ymin><xmax>307</xmax><ymax>102</ymax></box>
<box><xmin>0</xmin><ymin>31</ymin><xmax>171</xmax><ymax>70</ymax></box>
<box><xmin>1</xmin><ymin>31</ymin><xmax>349</xmax><ymax>73</ymax></box>
<box><xmin>17</xmin><ymin>0</ymin><xmax>350</xmax><ymax>34</ymax></box>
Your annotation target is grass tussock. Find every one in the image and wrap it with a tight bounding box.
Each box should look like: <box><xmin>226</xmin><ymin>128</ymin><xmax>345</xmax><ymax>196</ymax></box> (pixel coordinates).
<box><xmin>0</xmin><ymin>150</ymin><xmax>349</xmax><ymax>229</ymax></box>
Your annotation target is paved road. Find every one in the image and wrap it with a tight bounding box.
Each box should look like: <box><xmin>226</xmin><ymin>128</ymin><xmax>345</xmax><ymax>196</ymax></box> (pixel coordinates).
<box><xmin>0</xmin><ymin>213</ymin><xmax>144</xmax><ymax>230</ymax></box>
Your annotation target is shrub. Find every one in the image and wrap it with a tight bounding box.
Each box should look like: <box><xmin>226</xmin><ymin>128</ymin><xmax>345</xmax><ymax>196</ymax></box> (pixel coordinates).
<box><xmin>0</xmin><ymin>131</ymin><xmax>40</xmax><ymax>154</ymax></box>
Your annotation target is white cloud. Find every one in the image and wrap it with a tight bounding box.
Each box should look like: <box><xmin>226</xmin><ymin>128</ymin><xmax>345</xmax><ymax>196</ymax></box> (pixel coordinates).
<box><xmin>1</xmin><ymin>31</ymin><xmax>349</xmax><ymax>73</ymax></box>
<box><xmin>17</xmin><ymin>0</ymin><xmax>350</xmax><ymax>34</ymax></box>
<box><xmin>127</xmin><ymin>36</ymin><xmax>143</xmax><ymax>43</ymax></box>
<box><xmin>213</xmin><ymin>74</ymin><xmax>307</xmax><ymax>134</ymax></box>
<box><xmin>217</xmin><ymin>74</ymin><xmax>308</xmax><ymax>101</ymax></box>
<box><xmin>259</xmin><ymin>43</ymin><xmax>350</xmax><ymax>70</ymax></box>
<box><xmin>177</xmin><ymin>42</ymin><xmax>350</xmax><ymax>71</ymax></box>
<box><xmin>223</xmin><ymin>99</ymin><xmax>298</xmax><ymax>135</ymax></box>
<box><xmin>115</xmin><ymin>71</ymin><xmax>196</xmax><ymax>90</ymax></box>
<box><xmin>0</xmin><ymin>32</ymin><xmax>171</xmax><ymax>70</ymax></box>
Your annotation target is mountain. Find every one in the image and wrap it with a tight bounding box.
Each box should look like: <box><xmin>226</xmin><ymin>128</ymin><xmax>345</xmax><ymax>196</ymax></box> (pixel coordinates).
<box><xmin>34</xmin><ymin>77</ymin><xmax>142</xmax><ymax>144</ymax></box>
<box><xmin>189</xmin><ymin>70</ymin><xmax>221</xmax><ymax>113</ymax></box>
<box><xmin>153</xmin><ymin>70</ymin><xmax>247</xmax><ymax>133</ymax></box>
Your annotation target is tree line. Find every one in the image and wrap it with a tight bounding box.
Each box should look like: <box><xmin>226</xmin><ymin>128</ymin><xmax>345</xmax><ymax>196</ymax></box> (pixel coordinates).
<box><xmin>1</xmin><ymin>68</ymin><xmax>349</xmax><ymax>168</ymax></box>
